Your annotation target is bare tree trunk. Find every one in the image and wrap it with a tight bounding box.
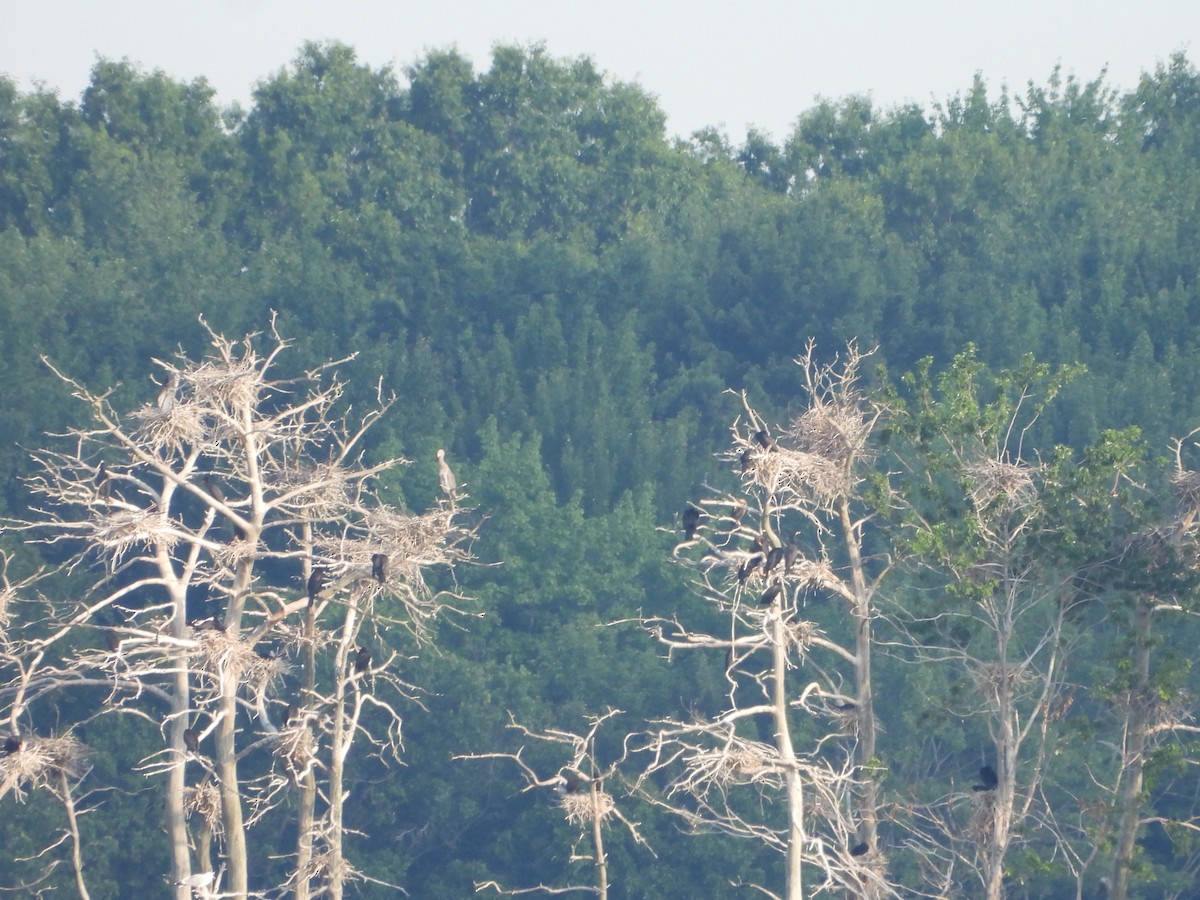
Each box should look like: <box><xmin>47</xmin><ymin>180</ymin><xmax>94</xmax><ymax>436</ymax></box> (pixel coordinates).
<box><xmin>327</xmin><ymin>595</ymin><xmax>361</xmax><ymax>900</ymax></box>
<box><xmin>590</xmin><ymin>779</ymin><xmax>608</xmax><ymax>900</ymax></box>
<box><xmin>165</xmin><ymin>574</ymin><xmax>194</xmax><ymax>900</ymax></box>
<box><xmin>1111</xmin><ymin>596</ymin><xmax>1153</xmax><ymax>900</ymax></box>
<box><xmin>772</xmin><ymin>612</ymin><xmax>805</xmax><ymax>900</ymax></box>
<box><xmin>295</xmin><ymin>598</ymin><xmax>318</xmax><ymax>899</ymax></box>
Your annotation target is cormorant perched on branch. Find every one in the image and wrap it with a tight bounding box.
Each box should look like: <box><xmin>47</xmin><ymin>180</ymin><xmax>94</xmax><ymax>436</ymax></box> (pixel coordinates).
<box><xmin>95</xmin><ymin>461</ymin><xmax>111</xmax><ymax>502</ymax></box>
<box><xmin>562</xmin><ymin>769</ymin><xmax>584</xmax><ymax>794</ymax></box>
<box><xmin>760</xmin><ymin>583</ymin><xmax>783</xmax><ymax>605</ymax></box>
<box><xmin>850</xmin><ymin>841</ymin><xmax>869</xmax><ymax>857</ymax></box>
<box><xmin>354</xmin><ymin>646</ymin><xmax>371</xmax><ymax>675</ymax></box>
<box><xmin>437</xmin><ymin>448</ymin><xmax>457</xmax><ymax>501</ymax></box>
<box><xmin>371</xmin><ymin>553</ymin><xmax>388</xmax><ymax>584</ymax></box>
<box><xmin>203</xmin><ymin>473</ymin><xmax>225</xmax><ymax>504</ymax></box>
<box><xmin>973</xmin><ymin>764</ymin><xmax>998</xmax><ymax>792</ymax></box>
<box><xmin>307</xmin><ymin>566</ymin><xmax>328</xmax><ymax>607</ymax></box>
<box><xmin>784</xmin><ymin>542</ymin><xmax>800</xmax><ymax>574</ymax></box>
<box><xmin>764</xmin><ymin>546</ymin><xmax>786</xmax><ymax>574</ymax></box>
<box><xmin>738</xmin><ymin>449</ymin><xmax>753</xmax><ymax>472</ymax></box>
<box><xmin>183</xmin><ymin>728</ymin><xmax>200</xmax><ymax>754</ymax></box>
<box><xmin>753</xmin><ymin>428</ymin><xmax>774</xmax><ymax>451</ymax></box>
<box><xmin>682</xmin><ymin>506</ymin><xmax>701</xmax><ymax>541</ymax></box>
<box><xmin>2</xmin><ymin>735</ymin><xmax>21</xmax><ymax>755</ymax></box>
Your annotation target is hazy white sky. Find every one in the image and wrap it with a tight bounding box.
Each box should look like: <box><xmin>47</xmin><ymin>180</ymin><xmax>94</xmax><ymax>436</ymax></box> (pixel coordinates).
<box><xmin>2</xmin><ymin>0</ymin><xmax>1197</xmax><ymax>141</ymax></box>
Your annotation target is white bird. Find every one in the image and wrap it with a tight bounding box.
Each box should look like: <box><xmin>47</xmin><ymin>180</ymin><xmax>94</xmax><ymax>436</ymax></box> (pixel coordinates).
<box><xmin>437</xmin><ymin>448</ymin><xmax>457</xmax><ymax>504</ymax></box>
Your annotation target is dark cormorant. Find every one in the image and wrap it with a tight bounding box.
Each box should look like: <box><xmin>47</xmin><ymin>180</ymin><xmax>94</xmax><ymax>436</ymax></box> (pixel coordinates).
<box><xmin>371</xmin><ymin>553</ymin><xmax>387</xmax><ymax>584</ymax></box>
<box><xmin>754</xmin><ymin>429</ymin><xmax>774</xmax><ymax>450</ymax></box>
<box><xmin>973</xmin><ymin>764</ymin><xmax>998</xmax><ymax>792</ymax></box>
<box><xmin>307</xmin><ymin>566</ymin><xmax>328</xmax><ymax>606</ymax></box>
<box><xmin>850</xmin><ymin>841</ymin><xmax>869</xmax><ymax>857</ymax></box>
<box><xmin>738</xmin><ymin>559</ymin><xmax>760</xmax><ymax>584</ymax></box>
<box><xmin>683</xmin><ymin>506</ymin><xmax>701</xmax><ymax>541</ymax></box>
<box><xmin>354</xmin><ymin>646</ymin><xmax>371</xmax><ymax>675</ymax></box>
<box><xmin>95</xmin><ymin>461</ymin><xmax>111</xmax><ymax>502</ymax></box>
<box><xmin>760</xmin><ymin>583</ymin><xmax>782</xmax><ymax>605</ymax></box>
<box><xmin>2</xmin><ymin>735</ymin><xmax>21</xmax><ymax>755</ymax></box>
<box><xmin>563</xmin><ymin>769</ymin><xmax>584</xmax><ymax>794</ymax></box>
<box><xmin>203</xmin><ymin>473</ymin><xmax>225</xmax><ymax>504</ymax></box>
<box><xmin>106</xmin><ymin>631</ymin><xmax>121</xmax><ymax>652</ymax></box>
<box><xmin>784</xmin><ymin>542</ymin><xmax>800</xmax><ymax>573</ymax></box>
<box><xmin>764</xmin><ymin>546</ymin><xmax>786</xmax><ymax>574</ymax></box>
<box><xmin>183</xmin><ymin>728</ymin><xmax>200</xmax><ymax>754</ymax></box>
<box><xmin>739</xmin><ymin>449</ymin><xmax>753</xmax><ymax>472</ymax></box>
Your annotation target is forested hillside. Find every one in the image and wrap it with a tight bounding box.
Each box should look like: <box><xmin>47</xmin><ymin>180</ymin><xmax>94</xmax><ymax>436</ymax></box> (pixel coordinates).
<box><xmin>2</xmin><ymin>41</ymin><xmax>1200</xmax><ymax>898</ymax></box>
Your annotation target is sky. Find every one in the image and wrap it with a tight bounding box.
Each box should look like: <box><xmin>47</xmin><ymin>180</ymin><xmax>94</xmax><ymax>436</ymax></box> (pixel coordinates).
<box><xmin>2</xmin><ymin>0</ymin><xmax>1198</xmax><ymax>142</ymax></box>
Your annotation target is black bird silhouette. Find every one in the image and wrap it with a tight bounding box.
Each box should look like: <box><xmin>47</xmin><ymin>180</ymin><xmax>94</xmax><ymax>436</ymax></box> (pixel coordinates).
<box><xmin>95</xmin><ymin>461</ymin><xmax>111</xmax><ymax>502</ymax></box>
<box><xmin>764</xmin><ymin>546</ymin><xmax>786</xmax><ymax>574</ymax></box>
<box><xmin>371</xmin><ymin>553</ymin><xmax>387</xmax><ymax>584</ymax></box>
<box><xmin>307</xmin><ymin>566</ymin><xmax>328</xmax><ymax>606</ymax></box>
<box><xmin>562</xmin><ymin>769</ymin><xmax>584</xmax><ymax>794</ymax></box>
<box><xmin>106</xmin><ymin>631</ymin><xmax>122</xmax><ymax>652</ymax></box>
<box><xmin>354</xmin><ymin>646</ymin><xmax>371</xmax><ymax>674</ymax></box>
<box><xmin>973</xmin><ymin>764</ymin><xmax>998</xmax><ymax>792</ymax></box>
<box><xmin>753</xmin><ymin>429</ymin><xmax>774</xmax><ymax>450</ymax></box>
<box><xmin>682</xmin><ymin>506</ymin><xmax>702</xmax><ymax>541</ymax></box>
<box><xmin>760</xmin><ymin>583</ymin><xmax>783</xmax><ymax>605</ymax></box>
<box><xmin>738</xmin><ymin>449</ymin><xmax>753</xmax><ymax>472</ymax></box>
<box><xmin>784</xmin><ymin>542</ymin><xmax>800</xmax><ymax>573</ymax></box>
<box><xmin>850</xmin><ymin>841</ymin><xmax>869</xmax><ymax>857</ymax></box>
<box><xmin>183</xmin><ymin>728</ymin><xmax>200</xmax><ymax>754</ymax></box>
<box><xmin>2</xmin><ymin>735</ymin><xmax>21</xmax><ymax>755</ymax></box>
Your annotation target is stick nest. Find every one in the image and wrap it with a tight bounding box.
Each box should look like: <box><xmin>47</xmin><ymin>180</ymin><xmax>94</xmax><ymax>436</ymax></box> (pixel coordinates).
<box><xmin>561</xmin><ymin>787</ymin><xmax>615</xmax><ymax>826</ymax></box>
<box><xmin>963</xmin><ymin>458</ymin><xmax>1039</xmax><ymax>515</ymax></box>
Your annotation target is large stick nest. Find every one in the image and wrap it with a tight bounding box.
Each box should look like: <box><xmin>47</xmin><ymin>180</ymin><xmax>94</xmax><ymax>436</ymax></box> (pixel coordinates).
<box><xmin>0</xmin><ymin>735</ymin><xmax>89</xmax><ymax>800</ymax></box>
<box><xmin>963</xmin><ymin>457</ymin><xmax>1039</xmax><ymax>515</ymax></box>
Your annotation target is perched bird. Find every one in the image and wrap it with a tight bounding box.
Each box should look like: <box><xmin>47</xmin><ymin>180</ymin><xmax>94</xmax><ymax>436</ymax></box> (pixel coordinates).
<box><xmin>731</xmin><ymin>499</ymin><xmax>748</xmax><ymax>522</ymax></box>
<box><xmin>973</xmin><ymin>764</ymin><xmax>999</xmax><ymax>792</ymax></box>
<box><xmin>354</xmin><ymin>646</ymin><xmax>371</xmax><ymax>675</ymax></box>
<box><xmin>760</xmin><ymin>583</ymin><xmax>783</xmax><ymax>606</ymax></box>
<box><xmin>371</xmin><ymin>553</ymin><xmax>388</xmax><ymax>584</ymax></box>
<box><xmin>437</xmin><ymin>448</ymin><xmax>457</xmax><ymax>501</ymax></box>
<box><xmin>203</xmin><ymin>473</ymin><xmax>226</xmax><ymax>504</ymax></box>
<box><xmin>737</xmin><ymin>559</ymin><xmax>760</xmax><ymax>584</ymax></box>
<box><xmin>784</xmin><ymin>542</ymin><xmax>800</xmax><ymax>574</ymax></box>
<box><xmin>738</xmin><ymin>449</ymin><xmax>753</xmax><ymax>473</ymax></box>
<box><xmin>850</xmin><ymin>841</ymin><xmax>869</xmax><ymax>857</ymax></box>
<box><xmin>753</xmin><ymin>428</ymin><xmax>774</xmax><ymax>450</ymax></box>
<box><xmin>307</xmin><ymin>566</ymin><xmax>328</xmax><ymax>607</ymax></box>
<box><xmin>682</xmin><ymin>506</ymin><xmax>702</xmax><ymax>541</ymax></box>
<box><xmin>2</xmin><ymin>735</ymin><xmax>21</xmax><ymax>755</ymax></box>
<box><xmin>284</xmin><ymin>703</ymin><xmax>299</xmax><ymax>726</ymax></box>
<box><xmin>95</xmin><ymin>461</ymin><xmax>111</xmax><ymax>502</ymax></box>
<box><xmin>764</xmin><ymin>546</ymin><xmax>786</xmax><ymax>574</ymax></box>
<box><xmin>183</xmin><ymin>728</ymin><xmax>200</xmax><ymax>754</ymax></box>
<box><xmin>157</xmin><ymin>373</ymin><xmax>179</xmax><ymax>413</ymax></box>
<box><xmin>562</xmin><ymin>769</ymin><xmax>584</xmax><ymax>794</ymax></box>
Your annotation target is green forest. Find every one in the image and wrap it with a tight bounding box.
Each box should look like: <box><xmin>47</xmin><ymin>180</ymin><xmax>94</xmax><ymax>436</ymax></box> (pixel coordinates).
<box><xmin>2</xmin><ymin>40</ymin><xmax>1200</xmax><ymax>898</ymax></box>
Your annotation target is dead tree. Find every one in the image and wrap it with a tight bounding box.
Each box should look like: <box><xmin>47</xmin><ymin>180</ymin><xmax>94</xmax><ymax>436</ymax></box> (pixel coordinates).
<box><xmin>633</xmin><ymin>342</ymin><xmax>899</xmax><ymax>900</ymax></box>
<box><xmin>10</xmin><ymin>318</ymin><xmax>474</xmax><ymax>898</ymax></box>
<box><xmin>461</xmin><ymin>709</ymin><xmax>651</xmax><ymax>899</ymax></box>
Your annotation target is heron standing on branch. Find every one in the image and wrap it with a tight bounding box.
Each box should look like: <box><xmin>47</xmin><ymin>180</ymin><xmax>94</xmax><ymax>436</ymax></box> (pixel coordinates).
<box><xmin>437</xmin><ymin>448</ymin><xmax>457</xmax><ymax>507</ymax></box>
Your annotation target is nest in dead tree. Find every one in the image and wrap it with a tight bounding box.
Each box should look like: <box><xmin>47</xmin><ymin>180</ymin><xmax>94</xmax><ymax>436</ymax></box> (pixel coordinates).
<box><xmin>283</xmin><ymin>461</ymin><xmax>351</xmax><ymax>518</ymax></box>
<box><xmin>187</xmin><ymin>357</ymin><xmax>262</xmax><ymax>412</ymax></box>
<box><xmin>786</xmin><ymin>618</ymin><xmax>819</xmax><ymax>652</ymax></box>
<box><xmin>190</xmin><ymin>628</ymin><xmax>263</xmax><ymax>683</ymax></box>
<box><xmin>1172</xmin><ymin>469</ymin><xmax>1200</xmax><ymax>518</ymax></box>
<box><xmin>277</xmin><ymin>723</ymin><xmax>317</xmax><ymax>785</ymax></box>
<box><xmin>0</xmin><ymin>735</ymin><xmax>89</xmax><ymax>800</ymax></box>
<box><xmin>788</xmin><ymin>557</ymin><xmax>837</xmax><ymax>593</ymax></box>
<box><xmin>361</xmin><ymin>506</ymin><xmax>467</xmax><ymax>581</ymax></box>
<box><xmin>772</xmin><ymin>447</ymin><xmax>854</xmax><ymax>506</ymax></box>
<box><xmin>131</xmin><ymin>401</ymin><xmax>208</xmax><ymax>452</ymax></box>
<box><xmin>968</xmin><ymin>788</ymin><xmax>996</xmax><ymax>845</ymax></box>
<box><xmin>789</xmin><ymin>404</ymin><xmax>871</xmax><ymax>470</ymax></box>
<box><xmin>969</xmin><ymin>660</ymin><xmax>1031</xmax><ymax>697</ymax></box>
<box><xmin>185</xmin><ymin>779</ymin><xmax>223</xmax><ymax>834</ymax></box>
<box><xmin>213</xmin><ymin>534</ymin><xmax>260</xmax><ymax>567</ymax></box>
<box><xmin>963</xmin><ymin>458</ymin><xmax>1039</xmax><ymax>515</ymax></box>
<box><xmin>561</xmin><ymin>786</ymin><xmax>615</xmax><ymax>826</ymax></box>
<box><xmin>694</xmin><ymin>743</ymin><xmax>780</xmax><ymax>789</ymax></box>
<box><xmin>92</xmin><ymin>508</ymin><xmax>179</xmax><ymax>558</ymax></box>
